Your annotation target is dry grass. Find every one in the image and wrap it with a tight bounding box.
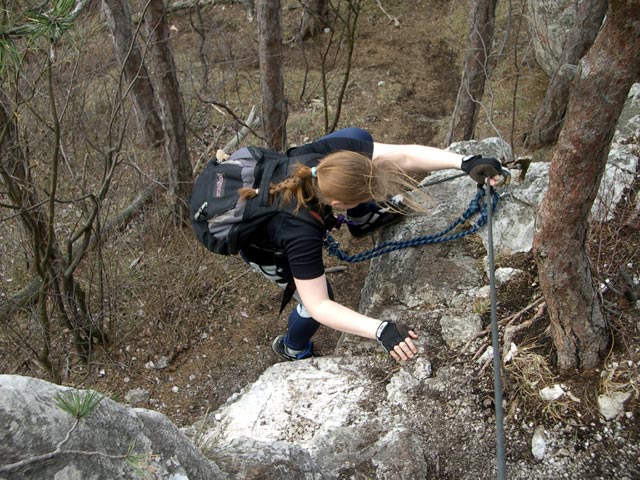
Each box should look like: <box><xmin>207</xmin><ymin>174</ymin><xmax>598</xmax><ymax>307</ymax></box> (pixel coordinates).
<box><xmin>600</xmin><ymin>359</ymin><xmax>639</xmax><ymax>401</ymax></box>
<box><xmin>506</xmin><ymin>344</ymin><xmax>584</xmax><ymax>422</ymax></box>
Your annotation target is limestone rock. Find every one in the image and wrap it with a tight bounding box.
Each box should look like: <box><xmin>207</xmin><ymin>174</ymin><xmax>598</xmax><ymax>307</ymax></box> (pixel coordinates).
<box><xmin>0</xmin><ymin>375</ymin><xmax>224</xmax><ymax>480</ymax></box>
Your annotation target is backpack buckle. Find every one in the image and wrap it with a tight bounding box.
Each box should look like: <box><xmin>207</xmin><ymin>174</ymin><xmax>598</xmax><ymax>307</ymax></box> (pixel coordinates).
<box><xmin>194</xmin><ymin>202</ymin><xmax>208</xmax><ymax>220</ymax></box>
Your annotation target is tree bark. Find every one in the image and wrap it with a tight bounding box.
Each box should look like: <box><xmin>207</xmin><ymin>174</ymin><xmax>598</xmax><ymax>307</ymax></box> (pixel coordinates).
<box><xmin>101</xmin><ymin>0</ymin><xmax>164</xmax><ymax>146</ymax></box>
<box><xmin>145</xmin><ymin>0</ymin><xmax>193</xmax><ymax>222</ymax></box>
<box><xmin>527</xmin><ymin>0</ymin><xmax>608</xmax><ymax>148</ymax></box>
<box><xmin>533</xmin><ymin>0</ymin><xmax>640</xmax><ymax>370</ymax></box>
<box><xmin>257</xmin><ymin>0</ymin><xmax>287</xmax><ymax>151</ymax></box>
<box><xmin>296</xmin><ymin>0</ymin><xmax>329</xmax><ymax>42</ymax></box>
<box><xmin>446</xmin><ymin>0</ymin><xmax>497</xmax><ymax>145</ymax></box>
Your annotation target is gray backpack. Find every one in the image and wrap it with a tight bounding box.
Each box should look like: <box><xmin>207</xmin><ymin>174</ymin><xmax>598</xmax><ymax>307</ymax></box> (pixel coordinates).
<box><xmin>189</xmin><ymin>146</ymin><xmax>327</xmax><ymax>255</ymax></box>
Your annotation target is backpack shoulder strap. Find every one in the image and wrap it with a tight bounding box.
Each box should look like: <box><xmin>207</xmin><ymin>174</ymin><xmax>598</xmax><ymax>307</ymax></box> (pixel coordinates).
<box><xmin>247</xmin><ymin>147</ymin><xmax>335</xmax><ymax>230</ymax></box>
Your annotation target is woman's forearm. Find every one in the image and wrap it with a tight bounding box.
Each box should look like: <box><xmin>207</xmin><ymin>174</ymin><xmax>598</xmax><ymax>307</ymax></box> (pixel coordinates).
<box><xmin>373</xmin><ymin>143</ymin><xmax>463</xmax><ymax>172</ymax></box>
<box><xmin>308</xmin><ymin>298</ymin><xmax>381</xmax><ymax>339</ymax></box>
<box><xmin>293</xmin><ymin>276</ymin><xmax>381</xmax><ymax>338</ymax></box>
<box><xmin>293</xmin><ymin>274</ymin><xmax>418</xmax><ymax>361</ymax></box>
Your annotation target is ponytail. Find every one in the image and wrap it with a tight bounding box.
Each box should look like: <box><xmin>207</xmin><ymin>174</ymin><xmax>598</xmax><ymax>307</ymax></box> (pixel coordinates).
<box><xmin>268</xmin><ymin>163</ymin><xmax>316</xmax><ymax>213</ymax></box>
<box><xmin>237</xmin><ymin>163</ymin><xmax>316</xmax><ymax>214</ymax></box>
<box><xmin>239</xmin><ymin>150</ymin><xmax>424</xmax><ymax>214</ymax></box>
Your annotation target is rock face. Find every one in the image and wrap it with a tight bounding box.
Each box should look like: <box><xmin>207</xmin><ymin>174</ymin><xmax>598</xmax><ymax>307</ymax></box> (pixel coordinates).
<box><xmin>2</xmin><ymin>89</ymin><xmax>638</xmax><ymax>480</ymax></box>
<box><xmin>0</xmin><ymin>375</ymin><xmax>224</xmax><ymax>480</ymax></box>
<box><xmin>526</xmin><ymin>0</ymin><xmax>581</xmax><ymax>76</ymax></box>
<box><xmin>194</xmin><ymin>356</ymin><xmax>453</xmax><ymax>479</ymax></box>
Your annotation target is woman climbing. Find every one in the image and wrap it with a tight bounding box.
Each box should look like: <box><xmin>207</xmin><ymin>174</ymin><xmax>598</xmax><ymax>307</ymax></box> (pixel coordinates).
<box><xmin>218</xmin><ymin>128</ymin><xmax>502</xmax><ymax>362</ymax></box>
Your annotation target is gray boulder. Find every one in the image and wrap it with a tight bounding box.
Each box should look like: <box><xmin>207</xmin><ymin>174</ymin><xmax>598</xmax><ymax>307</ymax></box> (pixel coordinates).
<box><xmin>193</xmin><ymin>355</ymin><xmax>500</xmax><ymax>479</ymax></box>
<box><xmin>0</xmin><ymin>374</ymin><xmax>224</xmax><ymax>480</ymax></box>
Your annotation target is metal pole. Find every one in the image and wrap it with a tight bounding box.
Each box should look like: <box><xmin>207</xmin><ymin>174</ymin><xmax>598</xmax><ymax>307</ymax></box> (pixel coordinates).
<box><xmin>486</xmin><ymin>180</ymin><xmax>507</xmax><ymax>480</ymax></box>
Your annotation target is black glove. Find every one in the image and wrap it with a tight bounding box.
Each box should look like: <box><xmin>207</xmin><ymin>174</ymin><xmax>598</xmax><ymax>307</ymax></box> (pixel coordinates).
<box><xmin>376</xmin><ymin>321</ymin><xmax>412</xmax><ymax>354</ymax></box>
<box><xmin>461</xmin><ymin>155</ymin><xmax>503</xmax><ymax>185</ymax></box>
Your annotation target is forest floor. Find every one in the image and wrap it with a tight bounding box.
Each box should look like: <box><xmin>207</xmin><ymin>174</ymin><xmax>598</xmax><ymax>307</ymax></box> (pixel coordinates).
<box><xmin>2</xmin><ymin>0</ymin><xmax>638</xmax><ymax>454</ymax></box>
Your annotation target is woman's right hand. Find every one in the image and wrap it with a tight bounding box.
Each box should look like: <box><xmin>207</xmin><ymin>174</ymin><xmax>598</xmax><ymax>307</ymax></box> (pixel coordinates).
<box><xmin>376</xmin><ymin>321</ymin><xmax>418</xmax><ymax>361</ymax></box>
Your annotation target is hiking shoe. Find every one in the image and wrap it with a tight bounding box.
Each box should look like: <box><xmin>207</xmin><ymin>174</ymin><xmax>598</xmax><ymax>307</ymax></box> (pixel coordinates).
<box><xmin>347</xmin><ymin>211</ymin><xmax>405</xmax><ymax>238</ymax></box>
<box><xmin>271</xmin><ymin>335</ymin><xmax>314</xmax><ymax>361</ymax></box>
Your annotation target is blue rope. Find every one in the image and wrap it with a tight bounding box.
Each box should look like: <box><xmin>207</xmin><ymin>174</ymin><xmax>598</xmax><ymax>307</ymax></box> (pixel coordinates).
<box><xmin>324</xmin><ymin>188</ymin><xmax>500</xmax><ymax>263</ymax></box>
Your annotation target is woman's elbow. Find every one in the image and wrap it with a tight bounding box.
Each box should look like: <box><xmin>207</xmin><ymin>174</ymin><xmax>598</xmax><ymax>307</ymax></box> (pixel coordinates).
<box><xmin>301</xmin><ymin>298</ymin><xmax>332</xmax><ymax>323</ymax></box>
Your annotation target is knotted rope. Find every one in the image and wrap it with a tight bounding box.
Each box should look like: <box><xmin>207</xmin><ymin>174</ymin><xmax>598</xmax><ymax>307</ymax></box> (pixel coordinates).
<box><xmin>324</xmin><ymin>187</ymin><xmax>499</xmax><ymax>263</ymax></box>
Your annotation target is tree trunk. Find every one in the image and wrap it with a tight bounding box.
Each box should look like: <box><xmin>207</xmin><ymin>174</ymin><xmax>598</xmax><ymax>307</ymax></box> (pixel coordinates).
<box><xmin>101</xmin><ymin>0</ymin><xmax>164</xmax><ymax>147</ymax></box>
<box><xmin>296</xmin><ymin>0</ymin><xmax>329</xmax><ymax>42</ymax></box>
<box><xmin>527</xmin><ymin>0</ymin><xmax>608</xmax><ymax>148</ymax></box>
<box><xmin>257</xmin><ymin>0</ymin><xmax>287</xmax><ymax>151</ymax></box>
<box><xmin>1</xmin><ymin>93</ymin><xmax>100</xmax><ymax>372</ymax></box>
<box><xmin>446</xmin><ymin>0</ymin><xmax>497</xmax><ymax>145</ymax></box>
<box><xmin>145</xmin><ymin>0</ymin><xmax>193</xmax><ymax>222</ymax></box>
<box><xmin>0</xmin><ymin>184</ymin><xmax>162</xmax><ymax>323</ymax></box>
<box><xmin>533</xmin><ymin>0</ymin><xmax>640</xmax><ymax>371</ymax></box>
<box><xmin>326</xmin><ymin>0</ymin><xmax>360</xmax><ymax>133</ymax></box>
<box><xmin>0</xmin><ymin>94</ymin><xmax>57</xmax><ymax>374</ymax></box>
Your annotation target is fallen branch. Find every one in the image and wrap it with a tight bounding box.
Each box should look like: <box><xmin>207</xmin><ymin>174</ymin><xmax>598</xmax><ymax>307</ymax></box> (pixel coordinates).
<box><xmin>0</xmin><ymin>279</ymin><xmax>42</xmax><ymax>322</ymax></box>
<box><xmin>375</xmin><ymin>0</ymin><xmax>400</xmax><ymax>27</ymax></box>
<box><xmin>222</xmin><ymin>106</ymin><xmax>261</xmax><ymax>153</ymax></box>
<box><xmin>92</xmin><ymin>185</ymin><xmax>161</xmax><ymax>248</ymax></box>
<box><xmin>192</xmin><ymin>106</ymin><xmax>260</xmax><ymax>175</ymax></box>
<box><xmin>471</xmin><ymin>341</ymin><xmax>490</xmax><ymax>363</ymax></box>
<box><xmin>165</xmin><ymin>0</ymin><xmax>247</xmax><ymax>14</ymax></box>
<box><xmin>209</xmin><ymin>268</ymin><xmax>253</xmax><ymax>302</ymax></box>
<box><xmin>325</xmin><ymin>266</ymin><xmax>347</xmax><ymax>274</ymax></box>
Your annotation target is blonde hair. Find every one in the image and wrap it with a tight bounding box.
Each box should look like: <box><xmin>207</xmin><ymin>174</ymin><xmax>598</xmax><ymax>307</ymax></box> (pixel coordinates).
<box><xmin>239</xmin><ymin>150</ymin><xmax>423</xmax><ymax>213</ymax></box>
